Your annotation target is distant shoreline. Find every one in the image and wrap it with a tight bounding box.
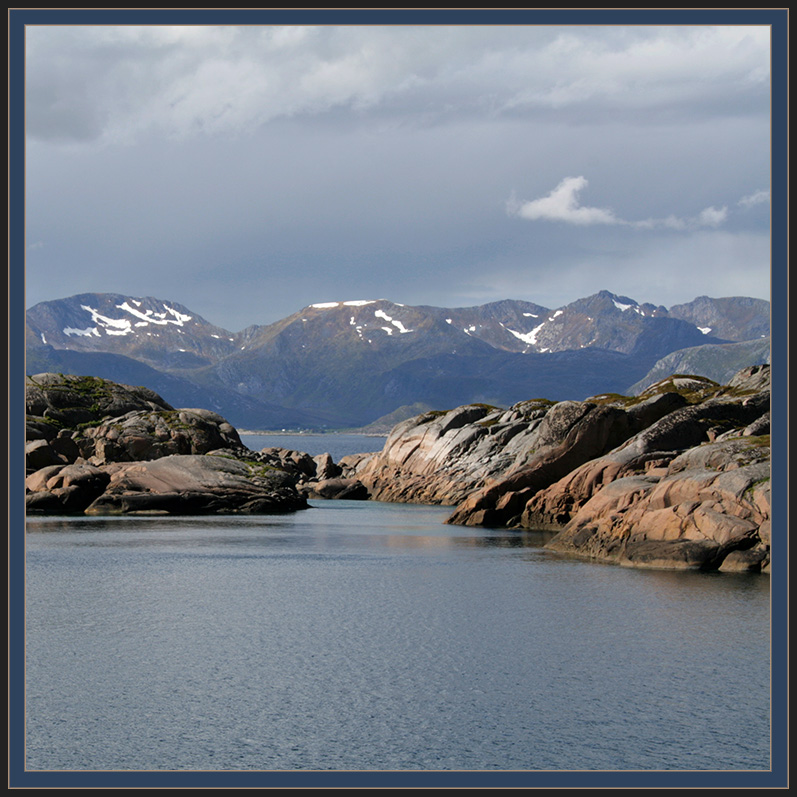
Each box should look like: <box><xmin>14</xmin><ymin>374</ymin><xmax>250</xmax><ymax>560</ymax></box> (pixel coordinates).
<box><xmin>238</xmin><ymin>430</ymin><xmax>388</xmax><ymax>437</ymax></box>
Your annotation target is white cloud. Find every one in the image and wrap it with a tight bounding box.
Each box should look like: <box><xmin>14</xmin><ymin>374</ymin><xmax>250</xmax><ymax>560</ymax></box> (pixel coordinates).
<box><xmin>503</xmin><ymin>26</ymin><xmax>770</xmax><ymax>114</ymax></box>
<box><xmin>509</xmin><ymin>177</ymin><xmax>729</xmax><ymax>231</ymax></box>
<box><xmin>738</xmin><ymin>189</ymin><xmax>770</xmax><ymax>208</ymax></box>
<box><xmin>697</xmin><ymin>205</ymin><xmax>728</xmax><ymax>227</ymax></box>
<box><xmin>510</xmin><ymin>176</ymin><xmax>620</xmax><ymax>226</ymax></box>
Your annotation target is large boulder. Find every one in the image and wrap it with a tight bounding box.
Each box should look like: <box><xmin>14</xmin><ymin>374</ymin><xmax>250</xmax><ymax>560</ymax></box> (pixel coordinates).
<box><xmin>300</xmin><ymin>477</ymin><xmax>370</xmax><ymax>500</ymax></box>
<box><xmin>77</xmin><ymin>407</ymin><xmax>244</xmax><ymax>464</ymax></box>
<box><xmin>25</xmin><ymin>463</ymin><xmax>111</xmax><ymax>515</ymax></box>
<box><xmin>26</xmin><ymin>373</ymin><xmax>172</xmax><ymax>429</ymax></box>
<box><xmin>26</xmin><ymin>454</ymin><xmax>308</xmax><ymax>517</ymax></box>
<box><xmin>445</xmin><ymin>368</ymin><xmax>769</xmax><ymax>530</ymax></box>
<box><xmin>80</xmin><ymin>455</ymin><xmax>308</xmax><ymax>516</ymax></box>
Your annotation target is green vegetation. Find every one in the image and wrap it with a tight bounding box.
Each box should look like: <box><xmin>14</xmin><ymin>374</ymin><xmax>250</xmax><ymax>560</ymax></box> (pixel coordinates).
<box><xmin>27</xmin><ymin>413</ymin><xmax>62</xmax><ymax>428</ymax></box>
<box><xmin>209</xmin><ymin>452</ymin><xmax>282</xmax><ymax>477</ymax></box>
<box><xmin>157</xmin><ymin>410</ymin><xmax>193</xmax><ymax>431</ymax></box>
<box><xmin>477</xmin><ymin>417</ymin><xmax>501</xmax><ymax>428</ymax></box>
<box><xmin>641</xmin><ymin>374</ymin><xmax>721</xmax><ymax>405</ymax></box>
<box><xmin>742</xmin><ymin>435</ymin><xmax>770</xmax><ymax>448</ymax></box>
<box><xmin>586</xmin><ymin>392</ymin><xmax>644</xmax><ymax>408</ymax></box>
<box><xmin>416</xmin><ymin>410</ymin><xmax>447</xmax><ymax>425</ymax></box>
<box><xmin>75</xmin><ymin>419</ymin><xmax>105</xmax><ymax>430</ymax></box>
<box><xmin>744</xmin><ymin>476</ymin><xmax>771</xmax><ymax>498</ymax></box>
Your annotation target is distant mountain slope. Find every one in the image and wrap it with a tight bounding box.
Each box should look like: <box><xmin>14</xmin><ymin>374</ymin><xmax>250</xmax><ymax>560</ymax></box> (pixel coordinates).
<box><xmin>627</xmin><ymin>337</ymin><xmax>771</xmax><ymax>395</ymax></box>
<box><xmin>25</xmin><ymin>346</ymin><xmax>333</xmax><ymax>430</ymax></box>
<box><xmin>668</xmin><ymin>295</ymin><xmax>770</xmax><ymax>342</ymax></box>
<box><xmin>26</xmin><ymin>291</ymin><xmax>771</xmax><ymax>428</ymax></box>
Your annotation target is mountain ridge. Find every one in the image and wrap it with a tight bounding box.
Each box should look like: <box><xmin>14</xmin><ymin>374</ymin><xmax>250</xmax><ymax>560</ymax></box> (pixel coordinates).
<box><xmin>26</xmin><ymin>291</ymin><xmax>770</xmax><ymax>429</ymax></box>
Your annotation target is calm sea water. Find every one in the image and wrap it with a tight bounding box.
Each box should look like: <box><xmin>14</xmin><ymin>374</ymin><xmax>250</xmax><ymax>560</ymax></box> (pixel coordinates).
<box><xmin>25</xmin><ymin>499</ymin><xmax>770</xmax><ymax>773</ymax></box>
<box><xmin>239</xmin><ymin>433</ymin><xmax>386</xmax><ymax>461</ymax></box>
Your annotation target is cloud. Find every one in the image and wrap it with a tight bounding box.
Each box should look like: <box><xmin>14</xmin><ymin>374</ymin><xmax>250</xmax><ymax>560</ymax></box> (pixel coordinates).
<box><xmin>509</xmin><ymin>177</ymin><xmax>729</xmax><ymax>231</ymax></box>
<box><xmin>509</xmin><ymin>176</ymin><xmax>620</xmax><ymax>225</ymax></box>
<box><xmin>25</xmin><ymin>25</ymin><xmax>770</xmax><ymax>144</ymax></box>
<box><xmin>502</xmin><ymin>26</ymin><xmax>770</xmax><ymax>116</ymax></box>
<box><xmin>738</xmin><ymin>189</ymin><xmax>770</xmax><ymax>208</ymax></box>
<box><xmin>696</xmin><ymin>205</ymin><xmax>728</xmax><ymax>227</ymax></box>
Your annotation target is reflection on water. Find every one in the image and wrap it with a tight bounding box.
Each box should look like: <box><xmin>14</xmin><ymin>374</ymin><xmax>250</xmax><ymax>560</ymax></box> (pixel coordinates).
<box><xmin>25</xmin><ymin>500</ymin><xmax>770</xmax><ymax>772</ymax></box>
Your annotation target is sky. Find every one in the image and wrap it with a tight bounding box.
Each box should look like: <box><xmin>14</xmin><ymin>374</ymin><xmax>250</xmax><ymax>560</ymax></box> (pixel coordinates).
<box><xmin>23</xmin><ymin>19</ymin><xmax>774</xmax><ymax>332</ymax></box>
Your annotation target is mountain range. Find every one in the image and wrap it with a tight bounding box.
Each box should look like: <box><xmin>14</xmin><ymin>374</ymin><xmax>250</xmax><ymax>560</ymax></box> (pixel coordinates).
<box><xmin>25</xmin><ymin>291</ymin><xmax>770</xmax><ymax>429</ymax></box>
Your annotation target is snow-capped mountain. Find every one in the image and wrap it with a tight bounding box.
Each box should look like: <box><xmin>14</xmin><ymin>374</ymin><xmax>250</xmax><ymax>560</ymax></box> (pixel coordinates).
<box><xmin>25</xmin><ymin>293</ymin><xmax>240</xmax><ymax>369</ymax></box>
<box><xmin>25</xmin><ymin>291</ymin><xmax>770</xmax><ymax>428</ymax></box>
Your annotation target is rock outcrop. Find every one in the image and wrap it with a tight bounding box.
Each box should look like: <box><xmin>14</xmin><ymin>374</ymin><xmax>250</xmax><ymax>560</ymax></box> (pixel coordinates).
<box><xmin>81</xmin><ymin>455</ymin><xmax>306</xmax><ymax>516</ymax></box>
<box><xmin>25</xmin><ymin>374</ymin><xmax>307</xmax><ymax>516</ymax></box>
<box><xmin>26</xmin><ymin>372</ymin><xmax>171</xmax><ymax>445</ymax></box>
<box><xmin>540</xmin><ymin>436</ymin><xmax>770</xmax><ymax>572</ymax></box>
<box><xmin>77</xmin><ymin>407</ymin><xmax>245</xmax><ymax>465</ymax></box>
<box><xmin>350</xmin><ymin>366</ymin><xmax>771</xmax><ymax>572</ymax></box>
<box><xmin>26</xmin><ymin>367</ymin><xmax>772</xmax><ymax>572</ymax></box>
<box><xmin>355</xmin><ymin>385</ymin><xmax>697</xmax><ymax>510</ymax></box>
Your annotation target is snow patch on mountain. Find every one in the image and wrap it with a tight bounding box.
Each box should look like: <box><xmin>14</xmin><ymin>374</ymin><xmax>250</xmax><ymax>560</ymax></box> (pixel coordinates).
<box><xmin>612</xmin><ymin>299</ymin><xmax>635</xmax><ymax>312</ymax></box>
<box><xmin>699</xmin><ymin>327</ymin><xmax>712</xmax><ymax>335</ymax></box>
<box><xmin>81</xmin><ymin>305</ymin><xmax>132</xmax><ymax>334</ymax></box>
<box><xmin>506</xmin><ymin>319</ymin><xmax>547</xmax><ymax>346</ymax></box>
<box><xmin>68</xmin><ymin>301</ymin><xmax>194</xmax><ymax>338</ymax></box>
<box><xmin>119</xmin><ymin>301</ymin><xmax>192</xmax><ymax>326</ymax></box>
<box><xmin>63</xmin><ymin>326</ymin><xmax>99</xmax><ymax>338</ymax></box>
<box><xmin>374</xmin><ymin>309</ymin><xmax>413</xmax><ymax>334</ymax></box>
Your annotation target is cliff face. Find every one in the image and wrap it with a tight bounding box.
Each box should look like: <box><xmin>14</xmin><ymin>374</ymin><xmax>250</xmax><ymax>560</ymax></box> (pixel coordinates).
<box><xmin>354</xmin><ymin>366</ymin><xmax>771</xmax><ymax>572</ymax></box>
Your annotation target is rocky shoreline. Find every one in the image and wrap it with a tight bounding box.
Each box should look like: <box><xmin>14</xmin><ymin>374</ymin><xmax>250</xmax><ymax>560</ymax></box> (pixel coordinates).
<box><xmin>25</xmin><ymin>374</ymin><xmax>309</xmax><ymax>516</ymax></box>
<box><xmin>26</xmin><ymin>366</ymin><xmax>771</xmax><ymax>573</ymax></box>
<box><xmin>351</xmin><ymin>365</ymin><xmax>771</xmax><ymax>573</ymax></box>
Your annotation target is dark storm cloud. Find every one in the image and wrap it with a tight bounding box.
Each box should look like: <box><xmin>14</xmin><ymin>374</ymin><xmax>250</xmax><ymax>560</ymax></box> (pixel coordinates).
<box><xmin>24</xmin><ymin>24</ymin><xmax>772</xmax><ymax>330</ymax></box>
